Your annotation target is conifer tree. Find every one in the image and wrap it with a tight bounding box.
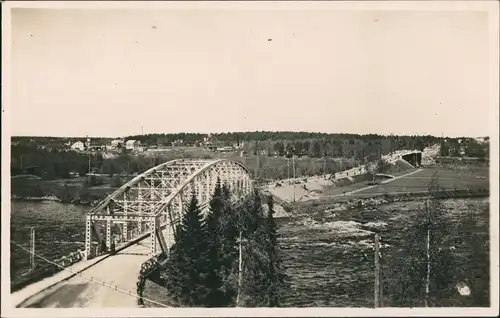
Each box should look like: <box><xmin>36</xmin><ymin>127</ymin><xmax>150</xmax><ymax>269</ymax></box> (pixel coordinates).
<box><xmin>205</xmin><ymin>178</ymin><xmax>228</xmax><ymax>307</ymax></box>
<box><xmin>220</xmin><ymin>184</ymin><xmax>239</xmax><ymax>303</ymax></box>
<box><xmin>164</xmin><ymin>192</ymin><xmax>210</xmax><ymax>306</ymax></box>
<box><xmin>239</xmin><ymin>189</ymin><xmax>271</xmax><ymax>306</ymax></box>
<box><xmin>265</xmin><ymin>195</ymin><xmax>286</xmax><ymax>307</ymax></box>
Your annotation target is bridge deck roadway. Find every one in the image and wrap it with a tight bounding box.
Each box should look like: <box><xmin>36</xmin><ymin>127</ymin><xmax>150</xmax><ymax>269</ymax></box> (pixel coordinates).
<box><xmin>15</xmin><ymin>227</ymin><xmax>170</xmax><ymax>308</ymax></box>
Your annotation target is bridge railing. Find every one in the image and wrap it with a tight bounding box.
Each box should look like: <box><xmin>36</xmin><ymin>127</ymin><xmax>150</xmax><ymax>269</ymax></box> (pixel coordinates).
<box><xmin>12</xmin><ymin>247</ymin><xmax>95</xmax><ymax>292</ymax></box>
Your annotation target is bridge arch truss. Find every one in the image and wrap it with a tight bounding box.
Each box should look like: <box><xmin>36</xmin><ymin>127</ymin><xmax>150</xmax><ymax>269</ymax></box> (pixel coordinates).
<box><xmin>84</xmin><ymin>159</ymin><xmax>253</xmax><ymax>259</ymax></box>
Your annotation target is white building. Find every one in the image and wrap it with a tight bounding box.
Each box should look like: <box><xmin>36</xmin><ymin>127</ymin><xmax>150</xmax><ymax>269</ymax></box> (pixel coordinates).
<box><xmin>110</xmin><ymin>139</ymin><xmax>124</xmax><ymax>148</ymax></box>
<box><xmin>71</xmin><ymin>141</ymin><xmax>85</xmax><ymax>151</ymax></box>
<box><xmin>125</xmin><ymin>140</ymin><xmax>140</xmax><ymax>150</ymax></box>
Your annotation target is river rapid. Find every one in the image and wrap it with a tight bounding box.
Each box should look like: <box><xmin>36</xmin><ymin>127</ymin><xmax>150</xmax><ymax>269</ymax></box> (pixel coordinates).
<box><xmin>10</xmin><ymin>197</ymin><xmax>489</xmax><ymax>307</ymax></box>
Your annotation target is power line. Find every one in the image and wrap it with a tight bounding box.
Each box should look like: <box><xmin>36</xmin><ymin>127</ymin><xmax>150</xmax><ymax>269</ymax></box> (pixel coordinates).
<box><xmin>11</xmin><ymin>240</ymin><xmax>169</xmax><ymax>308</ymax></box>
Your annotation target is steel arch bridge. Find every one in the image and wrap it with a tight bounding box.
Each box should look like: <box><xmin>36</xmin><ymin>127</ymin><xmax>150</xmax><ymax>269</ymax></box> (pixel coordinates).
<box><xmin>84</xmin><ymin>159</ymin><xmax>253</xmax><ymax>260</ymax></box>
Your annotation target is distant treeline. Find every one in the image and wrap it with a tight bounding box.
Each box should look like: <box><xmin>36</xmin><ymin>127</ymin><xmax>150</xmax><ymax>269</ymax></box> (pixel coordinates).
<box><xmin>126</xmin><ymin>132</ymin><xmax>437</xmax><ymax>153</ymax></box>
<box><xmin>11</xmin><ymin>145</ymin><xmax>163</xmax><ymax>180</ymax></box>
<box><xmin>10</xmin><ymin>132</ymin><xmax>488</xmax><ymax>181</ymax></box>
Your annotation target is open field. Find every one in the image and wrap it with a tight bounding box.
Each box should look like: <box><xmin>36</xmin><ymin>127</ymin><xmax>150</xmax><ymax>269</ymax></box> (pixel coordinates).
<box><xmin>356</xmin><ymin>165</ymin><xmax>489</xmax><ymax>195</ymax></box>
<box><xmin>268</xmin><ymin>163</ymin><xmax>489</xmax><ymax>203</ymax></box>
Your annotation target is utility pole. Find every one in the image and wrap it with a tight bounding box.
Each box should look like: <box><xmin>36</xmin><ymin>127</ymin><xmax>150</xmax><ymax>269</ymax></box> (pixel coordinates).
<box><xmin>425</xmin><ymin>198</ymin><xmax>431</xmax><ymax>307</ymax></box>
<box><xmin>236</xmin><ymin>232</ymin><xmax>245</xmax><ymax>307</ymax></box>
<box><xmin>340</xmin><ymin>157</ymin><xmax>343</xmax><ymax>187</ymax></box>
<box><xmin>29</xmin><ymin>227</ymin><xmax>35</xmax><ymax>271</ymax></box>
<box><xmin>287</xmin><ymin>159</ymin><xmax>290</xmax><ymax>180</ymax></box>
<box><xmin>292</xmin><ymin>152</ymin><xmax>296</xmax><ymax>202</ymax></box>
<box><xmin>374</xmin><ymin>232</ymin><xmax>381</xmax><ymax>308</ymax></box>
<box><xmin>323</xmin><ymin>156</ymin><xmax>327</xmax><ymax>179</ymax></box>
<box><xmin>88</xmin><ymin>154</ymin><xmax>91</xmax><ymax>182</ymax></box>
<box><xmin>256</xmin><ymin>152</ymin><xmax>259</xmax><ymax>181</ymax></box>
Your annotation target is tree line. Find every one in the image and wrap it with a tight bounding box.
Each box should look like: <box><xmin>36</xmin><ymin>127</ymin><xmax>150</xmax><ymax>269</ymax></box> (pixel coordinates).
<box><xmin>162</xmin><ymin>179</ymin><xmax>286</xmax><ymax>307</ymax></box>
<box><xmin>125</xmin><ymin>132</ymin><xmax>442</xmax><ymax>158</ymax></box>
<box><xmin>10</xmin><ymin>144</ymin><xmax>162</xmax><ymax>180</ymax></box>
<box><xmin>439</xmin><ymin>138</ymin><xmax>488</xmax><ymax>159</ymax></box>
<box><xmin>10</xmin><ymin>132</ymin><xmax>489</xmax><ymax>181</ymax></box>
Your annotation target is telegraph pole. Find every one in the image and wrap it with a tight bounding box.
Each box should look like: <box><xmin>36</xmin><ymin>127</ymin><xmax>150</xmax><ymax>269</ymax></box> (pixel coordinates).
<box><xmin>87</xmin><ymin>153</ymin><xmax>91</xmax><ymax>183</ymax></box>
<box><xmin>374</xmin><ymin>232</ymin><xmax>381</xmax><ymax>308</ymax></box>
<box><xmin>323</xmin><ymin>155</ymin><xmax>327</xmax><ymax>179</ymax></box>
<box><xmin>256</xmin><ymin>152</ymin><xmax>260</xmax><ymax>180</ymax></box>
<box><xmin>254</xmin><ymin>142</ymin><xmax>260</xmax><ymax>182</ymax></box>
<box><xmin>292</xmin><ymin>151</ymin><xmax>296</xmax><ymax>202</ymax></box>
<box><xmin>287</xmin><ymin>159</ymin><xmax>290</xmax><ymax>180</ymax></box>
<box><xmin>425</xmin><ymin>199</ymin><xmax>431</xmax><ymax>307</ymax></box>
<box><xmin>236</xmin><ymin>233</ymin><xmax>247</xmax><ymax>307</ymax></box>
<box><xmin>29</xmin><ymin>227</ymin><xmax>35</xmax><ymax>271</ymax></box>
<box><xmin>340</xmin><ymin>157</ymin><xmax>343</xmax><ymax>187</ymax></box>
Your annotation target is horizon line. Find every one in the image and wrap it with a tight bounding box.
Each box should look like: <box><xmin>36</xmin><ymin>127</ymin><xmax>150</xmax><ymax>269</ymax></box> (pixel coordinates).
<box><xmin>10</xmin><ymin>130</ymin><xmax>489</xmax><ymax>140</ymax></box>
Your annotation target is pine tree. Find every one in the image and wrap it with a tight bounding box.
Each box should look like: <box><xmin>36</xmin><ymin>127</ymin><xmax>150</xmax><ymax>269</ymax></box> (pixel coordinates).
<box><xmin>205</xmin><ymin>178</ymin><xmax>228</xmax><ymax>307</ymax></box>
<box><xmin>239</xmin><ymin>189</ymin><xmax>271</xmax><ymax>306</ymax></box>
<box><xmin>164</xmin><ymin>192</ymin><xmax>210</xmax><ymax>306</ymax></box>
<box><xmin>265</xmin><ymin>195</ymin><xmax>286</xmax><ymax>307</ymax></box>
<box><xmin>220</xmin><ymin>184</ymin><xmax>239</xmax><ymax>303</ymax></box>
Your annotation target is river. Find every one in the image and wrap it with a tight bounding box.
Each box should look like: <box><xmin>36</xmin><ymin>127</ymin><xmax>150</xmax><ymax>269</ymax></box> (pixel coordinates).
<box><xmin>11</xmin><ymin>197</ymin><xmax>489</xmax><ymax>307</ymax></box>
<box><xmin>10</xmin><ymin>201</ymin><xmax>89</xmax><ymax>285</ymax></box>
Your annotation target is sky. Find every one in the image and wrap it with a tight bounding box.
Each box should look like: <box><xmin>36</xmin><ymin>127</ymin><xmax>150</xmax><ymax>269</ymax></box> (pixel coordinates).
<box><xmin>9</xmin><ymin>6</ymin><xmax>493</xmax><ymax>138</ymax></box>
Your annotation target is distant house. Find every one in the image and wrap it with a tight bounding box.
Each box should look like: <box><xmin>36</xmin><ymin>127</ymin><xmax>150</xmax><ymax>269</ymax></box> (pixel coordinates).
<box><xmin>69</xmin><ymin>171</ymin><xmax>79</xmax><ymax>178</ymax></box>
<box><xmin>171</xmin><ymin>139</ymin><xmax>184</xmax><ymax>147</ymax></box>
<box><xmin>217</xmin><ymin>146</ymin><xmax>234</xmax><ymax>153</ymax></box>
<box><xmin>71</xmin><ymin>141</ymin><xmax>85</xmax><ymax>151</ymax></box>
<box><xmin>475</xmin><ymin>137</ymin><xmax>488</xmax><ymax>144</ymax></box>
<box><xmin>110</xmin><ymin>139</ymin><xmax>124</xmax><ymax>149</ymax></box>
<box><xmin>125</xmin><ymin>140</ymin><xmax>140</xmax><ymax>150</ymax></box>
<box><xmin>86</xmin><ymin>144</ymin><xmax>105</xmax><ymax>152</ymax></box>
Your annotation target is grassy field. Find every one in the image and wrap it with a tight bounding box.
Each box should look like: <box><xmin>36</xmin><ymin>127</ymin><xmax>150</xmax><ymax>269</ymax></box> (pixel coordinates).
<box><xmin>314</xmin><ymin>164</ymin><xmax>488</xmax><ymax>199</ymax></box>
<box><xmin>357</xmin><ymin>165</ymin><xmax>489</xmax><ymax>195</ymax></box>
